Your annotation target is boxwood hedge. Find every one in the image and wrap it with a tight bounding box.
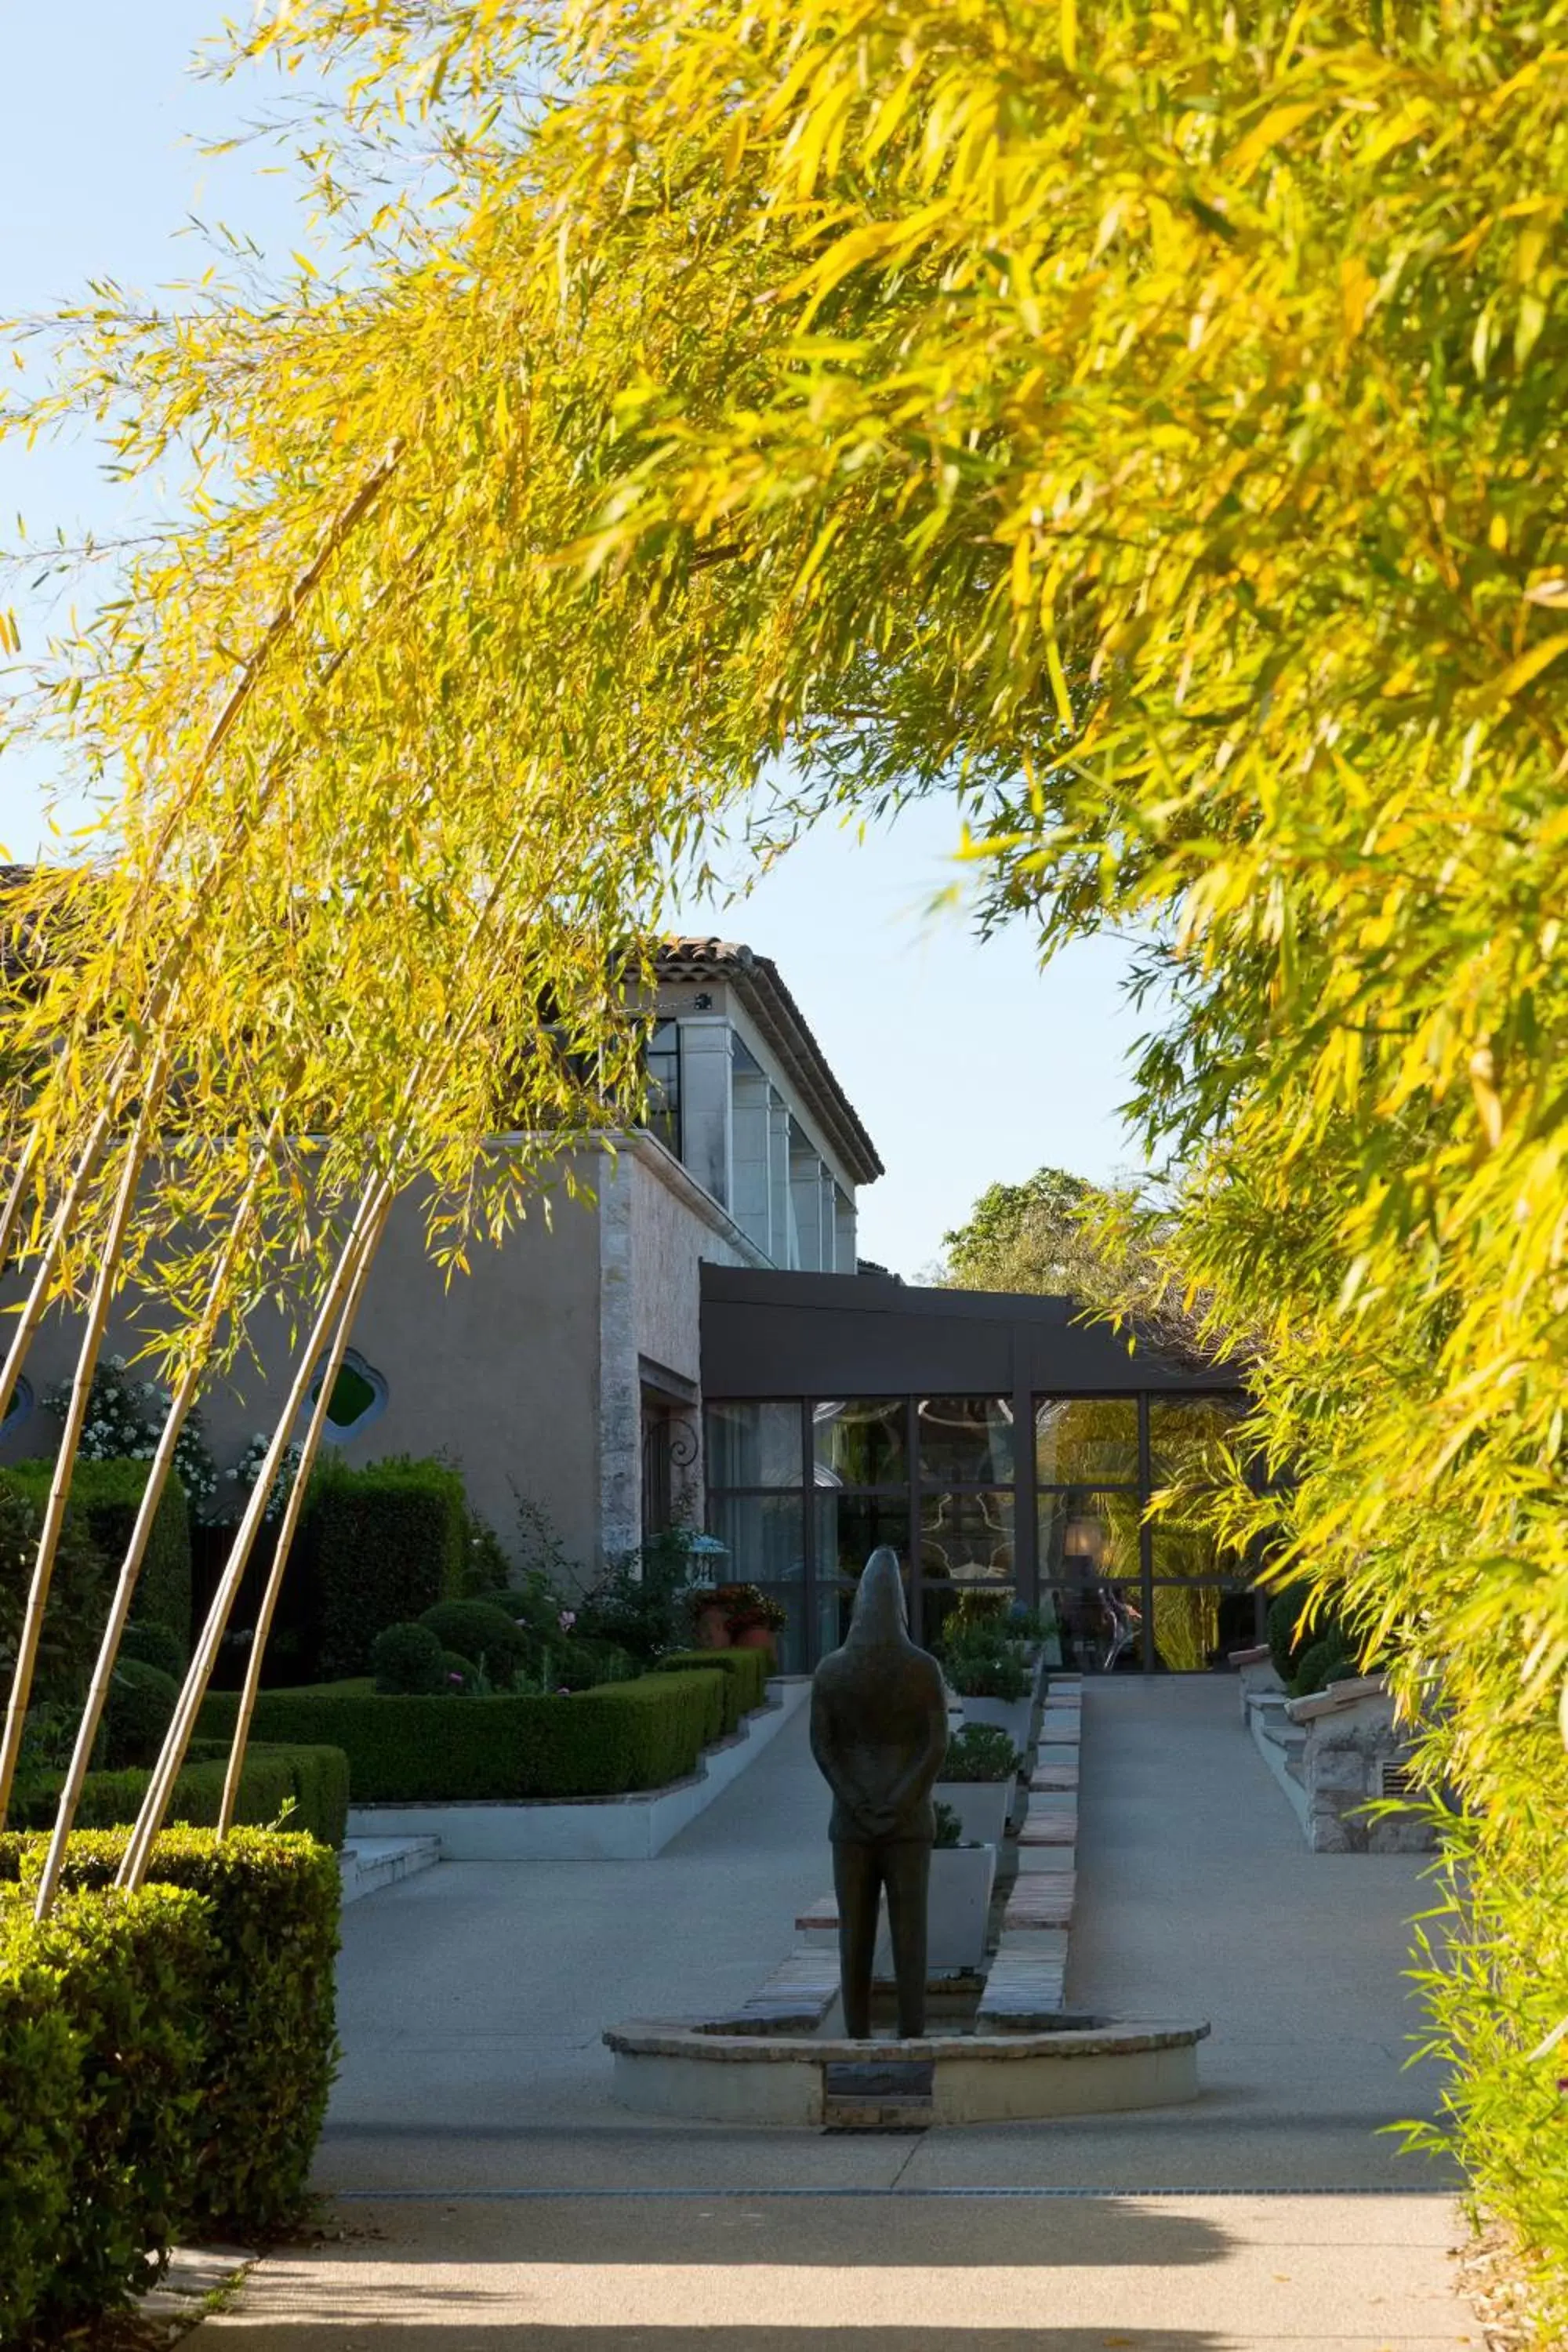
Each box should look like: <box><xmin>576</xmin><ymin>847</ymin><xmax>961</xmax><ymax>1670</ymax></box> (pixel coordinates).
<box><xmin>0</xmin><ymin>1825</ymin><xmax>339</xmax><ymax>2337</ymax></box>
<box><xmin>198</xmin><ymin>1668</ymin><xmax>725</xmax><ymax>1801</ymax></box>
<box><xmin>652</xmin><ymin>1648</ymin><xmax>771</xmax><ymax>1734</ymax></box>
<box><xmin>4</xmin><ymin>1458</ymin><xmax>191</xmax><ymax>1656</ymax></box>
<box><xmin>309</xmin><ymin>1456</ymin><xmax>467</xmax><ymax>1679</ymax></box>
<box><xmin>13</xmin><ymin>1741</ymin><xmax>350</xmax><ymax>1849</ymax></box>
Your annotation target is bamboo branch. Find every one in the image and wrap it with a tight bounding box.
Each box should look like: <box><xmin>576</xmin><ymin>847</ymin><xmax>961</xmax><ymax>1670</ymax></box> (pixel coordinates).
<box><xmin>0</xmin><ymin>1052</ymin><xmax>169</xmax><ymax>1825</ymax></box>
<box><xmin>218</xmin><ymin>1182</ymin><xmax>393</xmax><ymax>1835</ymax></box>
<box><xmin>0</xmin><ymin>1098</ymin><xmax>119</xmax><ymax>1432</ymax></box>
<box><xmin>0</xmin><ymin>1130</ymin><xmax>40</xmax><ymax>1277</ymax></box>
<box><xmin>31</xmin><ymin>1120</ymin><xmax>280</xmax><ymax>1919</ymax></box>
<box><xmin>116</xmin><ymin>1171</ymin><xmax>391</xmax><ymax>1889</ymax></box>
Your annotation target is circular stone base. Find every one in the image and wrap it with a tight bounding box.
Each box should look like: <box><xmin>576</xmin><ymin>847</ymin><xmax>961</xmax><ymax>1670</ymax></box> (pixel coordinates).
<box><xmin>603</xmin><ymin>2018</ymin><xmax>1209</xmax><ymax>2126</ymax></box>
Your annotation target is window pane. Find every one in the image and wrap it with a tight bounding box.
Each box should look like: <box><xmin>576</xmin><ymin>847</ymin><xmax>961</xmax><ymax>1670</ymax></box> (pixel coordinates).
<box><xmin>1037</xmin><ymin>1489</ymin><xmax>1141</xmax><ymax>1582</ymax></box>
<box><xmin>745</xmin><ymin>1584</ymin><xmax>805</xmax><ymax>1675</ymax></box>
<box><xmin>1038</xmin><ymin>1582</ymin><xmax>1142</xmax><ymax>1675</ymax></box>
<box><xmin>706</xmin><ymin>1495</ymin><xmax>804</xmax><ymax>1584</ymax></box>
<box><xmin>645</xmin><ymin>1020</ymin><xmax>681</xmax><ymax>1158</ymax></box>
<box><xmin>705</xmin><ymin>1400</ymin><xmax>801</xmax><ymax>1489</ymax></box>
<box><xmin>812</xmin><ymin>1398</ymin><xmax>906</xmax><ymax>1487</ymax></box>
<box><xmin>814</xmin><ymin>1493</ymin><xmax>910</xmax><ymax>1581</ymax></box>
<box><xmin>1149</xmin><ymin>1393</ymin><xmax>1246</xmax><ymax>1486</ymax></box>
<box><xmin>918</xmin><ymin>1490</ymin><xmax>1014</xmax><ymax>1582</ymax></box>
<box><xmin>1035</xmin><ymin>1397</ymin><xmax>1139</xmax><ymax>1486</ymax></box>
<box><xmin>1149</xmin><ymin>1515</ymin><xmax>1250</xmax><ymax>1583</ymax></box>
<box><xmin>1149</xmin><ymin>1582</ymin><xmax>1232</xmax><ymax>1673</ymax></box>
<box><xmin>916</xmin><ymin>1395</ymin><xmax>1014</xmax><ymax>1484</ymax></box>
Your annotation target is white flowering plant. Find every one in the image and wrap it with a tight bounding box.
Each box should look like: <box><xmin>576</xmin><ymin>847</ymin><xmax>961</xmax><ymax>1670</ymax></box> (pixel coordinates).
<box><xmin>227</xmin><ymin>1432</ymin><xmax>305</xmax><ymax>1524</ymax></box>
<box><xmin>42</xmin><ymin>1355</ymin><xmax>219</xmax><ymax>1506</ymax></box>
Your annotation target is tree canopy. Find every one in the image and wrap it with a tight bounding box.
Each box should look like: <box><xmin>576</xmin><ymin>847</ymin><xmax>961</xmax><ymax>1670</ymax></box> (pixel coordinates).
<box><xmin>5</xmin><ymin>0</ymin><xmax>1568</xmax><ymax>2299</ymax></box>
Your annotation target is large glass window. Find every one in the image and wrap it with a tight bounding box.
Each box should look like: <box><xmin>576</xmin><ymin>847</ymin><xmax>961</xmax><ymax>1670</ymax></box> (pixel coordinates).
<box><xmin>814</xmin><ymin>1493</ymin><xmax>911</xmax><ymax>1582</ymax></box>
<box><xmin>1037</xmin><ymin>1489</ymin><xmax>1141</xmax><ymax>1582</ymax></box>
<box><xmin>1035</xmin><ymin>1396</ymin><xmax>1139</xmax><ymax>1486</ymax></box>
<box><xmin>706</xmin><ymin>1494</ymin><xmax>805</xmax><ymax>1585</ymax></box>
<box><xmin>1149</xmin><ymin>1393</ymin><xmax>1246</xmax><ymax>1486</ymax></box>
<box><xmin>919</xmin><ymin>1489</ymin><xmax>1014</xmax><ymax>1582</ymax></box>
<box><xmin>916</xmin><ymin>1396</ymin><xmax>1014</xmax><ymax>1485</ymax></box>
<box><xmin>813</xmin><ymin>1398</ymin><xmax>906</xmax><ymax>1488</ymax></box>
<box><xmin>705</xmin><ymin>1400</ymin><xmax>801</xmax><ymax>1490</ymax></box>
<box><xmin>644</xmin><ymin>1020</ymin><xmax>681</xmax><ymax>1157</ymax></box>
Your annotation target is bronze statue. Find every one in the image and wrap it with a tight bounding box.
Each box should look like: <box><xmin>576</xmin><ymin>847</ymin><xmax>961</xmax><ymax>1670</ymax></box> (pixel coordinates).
<box><xmin>809</xmin><ymin>1546</ymin><xmax>949</xmax><ymax>2038</ymax></box>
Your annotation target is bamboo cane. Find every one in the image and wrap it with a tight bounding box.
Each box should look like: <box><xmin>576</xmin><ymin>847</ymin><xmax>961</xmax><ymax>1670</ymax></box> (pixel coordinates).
<box><xmin>31</xmin><ymin>1123</ymin><xmax>280</xmax><ymax>1918</ymax></box>
<box><xmin>116</xmin><ymin>1171</ymin><xmax>394</xmax><ymax>1889</ymax></box>
<box><xmin>0</xmin><ymin>1129</ymin><xmax>40</xmax><ymax>1277</ymax></box>
<box><xmin>218</xmin><ymin>1182</ymin><xmax>393</xmax><ymax>1834</ymax></box>
<box><xmin>0</xmin><ymin>1054</ymin><xmax>169</xmax><ymax>1824</ymax></box>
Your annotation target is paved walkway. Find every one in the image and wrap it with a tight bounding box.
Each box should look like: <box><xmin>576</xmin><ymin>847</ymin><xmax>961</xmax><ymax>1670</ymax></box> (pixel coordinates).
<box><xmin>190</xmin><ymin>1678</ymin><xmax>1479</xmax><ymax>2349</ymax></box>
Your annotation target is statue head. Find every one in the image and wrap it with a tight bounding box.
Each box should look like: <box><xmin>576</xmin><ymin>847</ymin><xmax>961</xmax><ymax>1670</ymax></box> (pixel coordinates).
<box><xmin>845</xmin><ymin>1544</ymin><xmax>911</xmax><ymax>1649</ymax></box>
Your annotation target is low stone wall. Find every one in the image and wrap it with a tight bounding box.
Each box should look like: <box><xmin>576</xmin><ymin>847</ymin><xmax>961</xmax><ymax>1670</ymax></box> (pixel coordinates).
<box><xmin>1285</xmin><ymin>1678</ymin><xmax>1433</xmax><ymax>1854</ymax></box>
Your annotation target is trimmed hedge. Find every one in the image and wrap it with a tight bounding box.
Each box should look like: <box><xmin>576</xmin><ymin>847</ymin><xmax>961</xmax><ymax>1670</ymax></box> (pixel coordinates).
<box><xmin>103</xmin><ymin>1657</ymin><xmax>180</xmax><ymax>1769</ymax></box>
<box><xmin>309</xmin><ymin>1456</ymin><xmax>467</xmax><ymax>1679</ymax></box>
<box><xmin>653</xmin><ymin>1647</ymin><xmax>771</xmax><ymax>1734</ymax></box>
<box><xmin>12</xmin><ymin>1743</ymin><xmax>350</xmax><ymax>1853</ymax></box>
<box><xmin>5</xmin><ymin>1458</ymin><xmax>191</xmax><ymax>1654</ymax></box>
<box><xmin>0</xmin><ymin>1826</ymin><xmax>339</xmax><ymax>2336</ymax></box>
<box><xmin>198</xmin><ymin>1668</ymin><xmax>726</xmax><ymax>1801</ymax></box>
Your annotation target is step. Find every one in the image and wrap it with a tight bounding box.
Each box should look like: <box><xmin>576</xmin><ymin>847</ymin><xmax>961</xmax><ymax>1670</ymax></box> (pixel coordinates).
<box><xmin>1030</xmin><ymin>1760</ymin><xmax>1079</xmax><ymax>1791</ymax></box>
<box><xmin>1003</xmin><ymin>1876</ymin><xmax>1075</xmax><ymax>1931</ymax></box>
<box><xmin>339</xmin><ymin>1836</ymin><xmax>441</xmax><ymax>1905</ymax></box>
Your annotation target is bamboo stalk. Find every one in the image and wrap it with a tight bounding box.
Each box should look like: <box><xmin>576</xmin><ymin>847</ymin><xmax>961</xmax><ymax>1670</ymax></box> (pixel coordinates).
<box><xmin>218</xmin><ymin>1182</ymin><xmax>393</xmax><ymax>1834</ymax></box>
<box><xmin>117</xmin><ymin>1171</ymin><xmax>393</xmax><ymax>1889</ymax></box>
<box><xmin>0</xmin><ymin>1054</ymin><xmax>168</xmax><ymax>1825</ymax></box>
<box><xmin>31</xmin><ymin>1123</ymin><xmax>279</xmax><ymax>1918</ymax></box>
<box><xmin>0</xmin><ymin>1129</ymin><xmax>40</xmax><ymax>1277</ymax></box>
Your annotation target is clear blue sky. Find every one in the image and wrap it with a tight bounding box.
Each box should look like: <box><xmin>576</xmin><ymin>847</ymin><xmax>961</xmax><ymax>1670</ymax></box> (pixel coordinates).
<box><xmin>1</xmin><ymin>6</ymin><xmax>1149</xmax><ymax>1278</ymax></box>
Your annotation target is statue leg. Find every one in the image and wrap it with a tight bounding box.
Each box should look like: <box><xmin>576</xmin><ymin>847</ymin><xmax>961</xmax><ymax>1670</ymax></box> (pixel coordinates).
<box><xmin>882</xmin><ymin>1839</ymin><xmax>930</xmax><ymax>2040</ymax></box>
<box><xmin>832</xmin><ymin>1839</ymin><xmax>878</xmax><ymax>2039</ymax></box>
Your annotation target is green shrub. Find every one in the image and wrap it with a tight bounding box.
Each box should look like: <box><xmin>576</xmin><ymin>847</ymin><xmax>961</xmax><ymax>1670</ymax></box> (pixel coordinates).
<box><xmin>947</xmin><ymin>1647</ymin><xmax>1031</xmax><ymax>1700</ymax></box>
<box><xmin>12</xmin><ymin>1744</ymin><xmax>350</xmax><ymax>1850</ymax></box>
<box><xmin>17</xmin><ymin>1882</ymin><xmax>215</xmax><ymax>2332</ymax></box>
<box><xmin>198</xmin><ymin>1669</ymin><xmax>726</xmax><ymax>1801</ymax></box>
<box><xmin>1291</xmin><ymin>1630</ymin><xmax>1353</xmax><ymax>1699</ymax></box>
<box><xmin>103</xmin><ymin>1657</ymin><xmax>180</xmax><ymax>1769</ymax></box>
<box><xmin>653</xmin><ymin>1647</ymin><xmax>771</xmax><ymax>1732</ymax></box>
<box><xmin>0</xmin><ymin>1827</ymin><xmax>341</xmax><ymax>2241</ymax></box>
<box><xmin>419</xmin><ymin>1597</ymin><xmax>530</xmax><ymax>1686</ymax></box>
<box><xmin>933</xmin><ymin>1799</ymin><xmax>962</xmax><ymax>1848</ymax></box>
<box><xmin>1266</xmin><ymin>1583</ymin><xmax>1312</xmax><ymax>1682</ymax></box>
<box><xmin>438</xmin><ymin>1648</ymin><xmax>480</xmax><ymax>1693</ymax></box>
<box><xmin>5</xmin><ymin>1459</ymin><xmax>191</xmax><ymax>1655</ymax></box>
<box><xmin>309</xmin><ymin>1455</ymin><xmax>466</xmax><ymax>1679</ymax></box>
<box><xmin>118</xmin><ymin>1618</ymin><xmax>186</xmax><ymax>1679</ymax></box>
<box><xmin>0</xmin><ymin>1904</ymin><xmax>87</xmax><ymax>2340</ymax></box>
<box><xmin>372</xmin><ymin>1619</ymin><xmax>444</xmax><ymax>1695</ymax></box>
<box><xmin>0</xmin><ymin>1473</ymin><xmax>107</xmax><ymax>1720</ymax></box>
<box><xmin>939</xmin><ymin>1723</ymin><xmax>1021</xmax><ymax>1783</ymax></box>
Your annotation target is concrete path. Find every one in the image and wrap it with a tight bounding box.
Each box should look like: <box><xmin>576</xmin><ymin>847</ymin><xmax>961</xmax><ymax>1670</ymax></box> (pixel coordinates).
<box><xmin>188</xmin><ymin>1679</ymin><xmax>1480</xmax><ymax>2349</ymax></box>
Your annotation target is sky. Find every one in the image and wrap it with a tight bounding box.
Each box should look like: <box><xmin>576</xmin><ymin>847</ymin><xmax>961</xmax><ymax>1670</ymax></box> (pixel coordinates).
<box><xmin>1</xmin><ymin>5</ymin><xmax>1151</xmax><ymax>1279</ymax></box>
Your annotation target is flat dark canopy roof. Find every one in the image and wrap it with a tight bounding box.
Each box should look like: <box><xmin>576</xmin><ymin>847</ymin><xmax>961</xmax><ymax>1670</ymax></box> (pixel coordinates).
<box><xmin>700</xmin><ymin>1267</ymin><xmax>1240</xmax><ymax>1398</ymax></box>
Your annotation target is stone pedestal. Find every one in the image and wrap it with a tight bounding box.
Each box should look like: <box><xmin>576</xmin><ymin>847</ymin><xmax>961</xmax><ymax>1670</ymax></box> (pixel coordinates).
<box><xmin>1284</xmin><ymin>1678</ymin><xmax>1433</xmax><ymax>1853</ymax></box>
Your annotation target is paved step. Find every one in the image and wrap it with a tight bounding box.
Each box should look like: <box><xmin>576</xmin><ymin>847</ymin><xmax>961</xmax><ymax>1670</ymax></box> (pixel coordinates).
<box><xmin>710</xmin><ymin>1950</ymin><xmax>840</xmax><ymax>2034</ymax></box>
<box><xmin>977</xmin><ymin>1946</ymin><xmax>1069</xmax><ymax>2028</ymax></box>
<box><xmin>339</xmin><ymin>1836</ymin><xmax>441</xmax><ymax>1906</ymax></box>
<box><xmin>1030</xmin><ymin>1760</ymin><xmax>1079</xmax><ymax>1791</ymax></box>
<box><xmin>1018</xmin><ymin>1806</ymin><xmax>1077</xmax><ymax>1845</ymax></box>
<box><xmin>1015</xmin><ymin>1842</ymin><xmax>1076</xmax><ymax>1877</ymax></box>
<box><xmin>1002</xmin><ymin>1875</ymin><xmax>1075</xmax><ymax>1931</ymax></box>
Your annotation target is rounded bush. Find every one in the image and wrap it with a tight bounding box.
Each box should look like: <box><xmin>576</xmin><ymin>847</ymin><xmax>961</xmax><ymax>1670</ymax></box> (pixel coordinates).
<box><xmin>942</xmin><ymin>1722</ymin><xmax>1022</xmax><ymax>1783</ymax></box>
<box><xmin>1266</xmin><ymin>1584</ymin><xmax>1312</xmax><ymax>1682</ymax></box>
<box><xmin>1290</xmin><ymin>1632</ymin><xmax>1352</xmax><ymax>1699</ymax></box>
<box><xmin>933</xmin><ymin>1799</ymin><xmax>962</xmax><ymax>1848</ymax></box>
<box><xmin>103</xmin><ymin>1658</ymin><xmax>180</xmax><ymax>1769</ymax></box>
<box><xmin>119</xmin><ymin>1619</ymin><xmax>185</xmax><ymax>1680</ymax></box>
<box><xmin>371</xmin><ymin>1620</ymin><xmax>445</xmax><ymax>1696</ymax></box>
<box><xmin>438</xmin><ymin>1649</ymin><xmax>480</xmax><ymax>1694</ymax></box>
<box><xmin>419</xmin><ymin>1599</ymin><xmax>529</xmax><ymax>1687</ymax></box>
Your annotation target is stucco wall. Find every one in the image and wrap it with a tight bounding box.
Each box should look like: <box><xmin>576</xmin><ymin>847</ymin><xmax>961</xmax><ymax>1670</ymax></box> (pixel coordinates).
<box><xmin>0</xmin><ymin>1160</ymin><xmax>608</xmax><ymax>1579</ymax></box>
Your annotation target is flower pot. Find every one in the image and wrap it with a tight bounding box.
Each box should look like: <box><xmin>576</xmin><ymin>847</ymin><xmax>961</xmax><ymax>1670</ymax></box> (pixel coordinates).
<box><xmin>731</xmin><ymin>1624</ymin><xmax>776</xmax><ymax>1654</ymax></box>
<box><xmin>956</xmin><ymin>1695</ymin><xmax>1033</xmax><ymax>1753</ymax></box>
<box><xmin>691</xmin><ymin>1602</ymin><xmax>733</xmax><ymax>1650</ymax></box>
<box><xmin>933</xmin><ymin>1778</ymin><xmax>1011</xmax><ymax>1848</ymax></box>
<box><xmin>926</xmin><ymin>1842</ymin><xmax>997</xmax><ymax>1973</ymax></box>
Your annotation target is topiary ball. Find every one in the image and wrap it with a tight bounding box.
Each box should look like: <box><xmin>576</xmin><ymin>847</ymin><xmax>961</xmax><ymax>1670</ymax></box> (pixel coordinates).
<box><xmin>104</xmin><ymin>1657</ymin><xmax>180</xmax><ymax>1768</ymax></box>
<box><xmin>437</xmin><ymin>1649</ymin><xmax>481</xmax><ymax>1695</ymax></box>
<box><xmin>1290</xmin><ymin>1631</ymin><xmax>1352</xmax><ymax>1699</ymax></box>
<box><xmin>419</xmin><ymin>1599</ymin><xmax>529</xmax><ymax>1688</ymax></box>
<box><xmin>371</xmin><ymin>1619</ymin><xmax>445</xmax><ymax>1695</ymax></box>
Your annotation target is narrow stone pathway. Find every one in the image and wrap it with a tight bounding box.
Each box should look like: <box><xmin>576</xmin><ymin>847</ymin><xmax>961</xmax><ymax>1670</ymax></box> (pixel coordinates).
<box><xmin>185</xmin><ymin>1678</ymin><xmax>1479</xmax><ymax>2350</ymax></box>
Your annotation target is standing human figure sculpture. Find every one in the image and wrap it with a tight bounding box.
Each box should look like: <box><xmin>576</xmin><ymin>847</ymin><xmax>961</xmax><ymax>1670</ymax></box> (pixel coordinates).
<box><xmin>809</xmin><ymin>1546</ymin><xmax>949</xmax><ymax>2039</ymax></box>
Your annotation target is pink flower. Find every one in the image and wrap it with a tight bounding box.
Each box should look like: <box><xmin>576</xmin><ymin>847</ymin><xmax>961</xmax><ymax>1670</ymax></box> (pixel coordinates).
<box><xmin>557</xmin><ymin>1609</ymin><xmax>577</xmax><ymax>1632</ymax></box>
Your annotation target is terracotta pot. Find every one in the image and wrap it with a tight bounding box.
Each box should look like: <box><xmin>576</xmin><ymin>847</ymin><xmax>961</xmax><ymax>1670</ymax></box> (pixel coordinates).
<box><xmin>731</xmin><ymin>1624</ymin><xmax>777</xmax><ymax>1654</ymax></box>
<box><xmin>691</xmin><ymin>1601</ymin><xmax>733</xmax><ymax>1650</ymax></box>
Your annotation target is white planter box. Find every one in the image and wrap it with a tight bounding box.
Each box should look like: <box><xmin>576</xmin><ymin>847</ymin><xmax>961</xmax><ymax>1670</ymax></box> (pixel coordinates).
<box><xmin>934</xmin><ymin>1779</ymin><xmax>1011</xmax><ymax>1848</ymax></box>
<box><xmin>957</xmin><ymin>1696</ymin><xmax>1033</xmax><ymax>1752</ymax></box>
<box><xmin>927</xmin><ymin>1842</ymin><xmax>997</xmax><ymax>1972</ymax></box>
